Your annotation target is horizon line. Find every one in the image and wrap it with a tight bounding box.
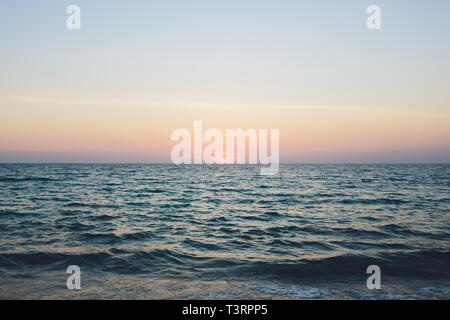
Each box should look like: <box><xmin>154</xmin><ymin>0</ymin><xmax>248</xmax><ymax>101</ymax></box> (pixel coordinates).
<box><xmin>0</xmin><ymin>162</ymin><xmax>449</xmax><ymax>165</ymax></box>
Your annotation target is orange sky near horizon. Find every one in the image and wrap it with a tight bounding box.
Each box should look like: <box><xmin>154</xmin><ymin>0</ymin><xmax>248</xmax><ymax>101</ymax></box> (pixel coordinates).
<box><xmin>1</xmin><ymin>95</ymin><xmax>449</xmax><ymax>162</ymax></box>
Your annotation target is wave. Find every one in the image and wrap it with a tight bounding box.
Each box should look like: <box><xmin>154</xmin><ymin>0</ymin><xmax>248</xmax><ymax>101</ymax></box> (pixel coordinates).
<box><xmin>0</xmin><ymin>177</ymin><xmax>55</xmax><ymax>182</ymax></box>
<box><xmin>1</xmin><ymin>249</ymin><xmax>448</xmax><ymax>280</ymax></box>
<box><xmin>236</xmin><ymin>250</ymin><xmax>450</xmax><ymax>280</ymax></box>
<box><xmin>341</xmin><ymin>198</ymin><xmax>408</xmax><ymax>205</ymax></box>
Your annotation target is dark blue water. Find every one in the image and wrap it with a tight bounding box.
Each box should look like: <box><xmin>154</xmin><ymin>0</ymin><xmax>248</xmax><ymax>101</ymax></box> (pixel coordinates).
<box><xmin>0</xmin><ymin>164</ymin><xmax>449</xmax><ymax>299</ymax></box>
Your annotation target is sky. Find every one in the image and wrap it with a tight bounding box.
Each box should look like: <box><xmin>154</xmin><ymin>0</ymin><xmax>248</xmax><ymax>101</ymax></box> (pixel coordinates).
<box><xmin>0</xmin><ymin>0</ymin><xmax>449</xmax><ymax>163</ymax></box>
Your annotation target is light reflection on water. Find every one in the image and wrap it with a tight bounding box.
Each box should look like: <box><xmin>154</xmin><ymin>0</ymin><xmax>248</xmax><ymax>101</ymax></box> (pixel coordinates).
<box><xmin>0</xmin><ymin>164</ymin><xmax>449</xmax><ymax>299</ymax></box>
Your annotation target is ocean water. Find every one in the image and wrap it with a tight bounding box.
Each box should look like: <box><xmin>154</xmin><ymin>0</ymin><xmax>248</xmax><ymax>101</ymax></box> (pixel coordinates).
<box><xmin>0</xmin><ymin>164</ymin><xmax>449</xmax><ymax>299</ymax></box>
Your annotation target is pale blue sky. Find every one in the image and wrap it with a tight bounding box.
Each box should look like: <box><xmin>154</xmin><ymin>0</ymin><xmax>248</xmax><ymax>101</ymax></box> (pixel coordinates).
<box><xmin>1</xmin><ymin>0</ymin><xmax>449</xmax><ymax>105</ymax></box>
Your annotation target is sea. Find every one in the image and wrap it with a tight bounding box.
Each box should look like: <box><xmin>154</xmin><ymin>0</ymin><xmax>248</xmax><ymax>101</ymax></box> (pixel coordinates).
<box><xmin>0</xmin><ymin>164</ymin><xmax>449</xmax><ymax>299</ymax></box>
